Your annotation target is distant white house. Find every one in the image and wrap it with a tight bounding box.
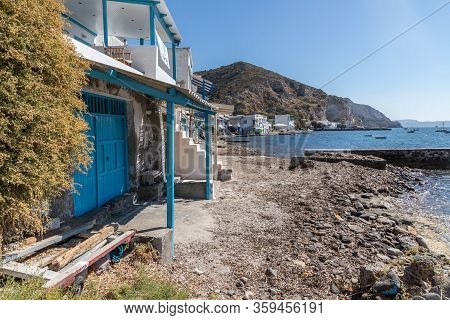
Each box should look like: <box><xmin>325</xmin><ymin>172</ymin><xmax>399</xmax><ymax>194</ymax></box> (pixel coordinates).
<box><xmin>229</xmin><ymin>114</ymin><xmax>271</xmax><ymax>135</ymax></box>
<box><xmin>274</xmin><ymin>115</ymin><xmax>295</xmax><ymax>131</ymax></box>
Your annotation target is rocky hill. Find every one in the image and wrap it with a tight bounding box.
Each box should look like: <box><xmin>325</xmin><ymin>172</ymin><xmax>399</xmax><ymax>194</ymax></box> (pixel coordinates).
<box><xmin>197</xmin><ymin>62</ymin><xmax>401</xmax><ymax>129</ymax></box>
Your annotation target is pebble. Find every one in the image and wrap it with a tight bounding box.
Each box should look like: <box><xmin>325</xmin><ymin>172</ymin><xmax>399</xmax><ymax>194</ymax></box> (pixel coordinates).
<box><xmin>330</xmin><ymin>283</ymin><xmax>340</xmax><ymax>294</ymax></box>
<box><xmin>376</xmin><ymin>253</ymin><xmax>391</xmax><ymax>261</ymax></box>
<box><xmin>193</xmin><ymin>268</ymin><xmax>204</xmax><ymax>275</ymax></box>
<box><xmin>292</xmin><ymin>260</ymin><xmax>306</xmax><ymax>268</ymax></box>
<box><xmin>387</xmin><ymin>247</ymin><xmax>403</xmax><ymax>257</ymax></box>
<box><xmin>243</xmin><ymin>291</ymin><xmax>254</xmax><ymax>300</ymax></box>
<box><xmin>265</xmin><ymin>268</ymin><xmax>277</xmax><ymax>277</ymax></box>
<box><xmin>355</xmin><ymin>202</ymin><xmax>365</xmax><ymax>212</ymax></box>
<box><xmin>416</xmin><ymin>236</ymin><xmax>429</xmax><ymax>250</ymax></box>
<box><xmin>422</xmin><ymin>292</ymin><xmax>441</xmax><ymax>300</ymax></box>
<box><xmin>348</xmin><ymin>224</ymin><xmax>364</xmax><ymax>233</ymax></box>
<box><xmin>377</xmin><ymin>217</ymin><xmax>396</xmax><ymax>226</ymax></box>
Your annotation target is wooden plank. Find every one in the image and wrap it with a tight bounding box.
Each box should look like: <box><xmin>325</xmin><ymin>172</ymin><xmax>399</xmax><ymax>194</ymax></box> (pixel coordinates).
<box><xmin>49</xmin><ymin>225</ymin><xmax>117</xmax><ymax>271</ymax></box>
<box><xmin>44</xmin><ymin>230</ymin><xmax>135</xmax><ymax>289</ymax></box>
<box><xmin>59</xmin><ymin>240</ymin><xmax>107</xmax><ymax>272</ymax></box>
<box><xmin>1</xmin><ymin>220</ymin><xmax>96</xmax><ymax>264</ymax></box>
<box><xmin>0</xmin><ymin>262</ymin><xmax>58</xmax><ymax>280</ymax></box>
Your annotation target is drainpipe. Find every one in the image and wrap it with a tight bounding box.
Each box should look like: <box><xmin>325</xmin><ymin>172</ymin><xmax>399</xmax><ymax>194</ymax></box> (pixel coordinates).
<box><xmin>166</xmin><ymin>89</ymin><xmax>176</xmax><ymax>259</ymax></box>
<box><xmin>102</xmin><ymin>0</ymin><xmax>109</xmax><ymax>47</ymax></box>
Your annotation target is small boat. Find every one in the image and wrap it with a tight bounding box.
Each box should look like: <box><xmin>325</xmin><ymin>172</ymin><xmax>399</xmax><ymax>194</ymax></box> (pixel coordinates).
<box><xmin>436</xmin><ymin>122</ymin><xmax>447</xmax><ymax>132</ymax></box>
<box><xmin>375</xmin><ymin>136</ymin><xmax>387</xmax><ymax>140</ymax></box>
<box><xmin>364</xmin><ymin>134</ymin><xmax>372</xmax><ymax>137</ymax></box>
<box><xmin>407</xmin><ymin>129</ymin><xmax>416</xmax><ymax>133</ymax></box>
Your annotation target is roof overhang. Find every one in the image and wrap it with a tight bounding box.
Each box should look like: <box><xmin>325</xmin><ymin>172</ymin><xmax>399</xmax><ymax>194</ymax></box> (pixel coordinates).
<box><xmin>64</xmin><ymin>0</ymin><xmax>182</xmax><ymax>43</ymax></box>
<box><xmin>212</xmin><ymin>103</ymin><xmax>235</xmax><ymax>115</ymax></box>
<box><xmin>69</xmin><ymin>37</ymin><xmax>215</xmax><ymax>113</ymax></box>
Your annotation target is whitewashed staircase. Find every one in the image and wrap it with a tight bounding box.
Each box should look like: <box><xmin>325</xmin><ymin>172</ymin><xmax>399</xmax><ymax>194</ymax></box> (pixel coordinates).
<box><xmin>175</xmin><ymin>130</ymin><xmax>222</xmax><ymax>180</ymax></box>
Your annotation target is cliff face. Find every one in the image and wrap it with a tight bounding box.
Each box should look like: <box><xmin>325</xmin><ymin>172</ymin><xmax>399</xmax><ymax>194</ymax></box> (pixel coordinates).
<box><xmin>197</xmin><ymin>62</ymin><xmax>401</xmax><ymax>128</ymax></box>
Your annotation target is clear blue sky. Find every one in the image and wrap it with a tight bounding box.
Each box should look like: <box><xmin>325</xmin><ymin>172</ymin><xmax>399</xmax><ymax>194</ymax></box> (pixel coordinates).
<box><xmin>166</xmin><ymin>0</ymin><xmax>450</xmax><ymax>121</ymax></box>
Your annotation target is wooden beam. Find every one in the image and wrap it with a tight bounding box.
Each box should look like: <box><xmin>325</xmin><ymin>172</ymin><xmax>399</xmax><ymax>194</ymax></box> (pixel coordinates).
<box><xmin>44</xmin><ymin>231</ymin><xmax>135</xmax><ymax>289</ymax></box>
<box><xmin>1</xmin><ymin>221</ymin><xmax>96</xmax><ymax>264</ymax></box>
<box><xmin>49</xmin><ymin>225</ymin><xmax>117</xmax><ymax>271</ymax></box>
<box><xmin>0</xmin><ymin>262</ymin><xmax>58</xmax><ymax>280</ymax></box>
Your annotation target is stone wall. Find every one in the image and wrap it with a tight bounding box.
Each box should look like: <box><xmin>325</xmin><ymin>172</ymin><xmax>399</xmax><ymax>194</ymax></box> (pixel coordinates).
<box><xmin>304</xmin><ymin>149</ymin><xmax>450</xmax><ymax>170</ymax></box>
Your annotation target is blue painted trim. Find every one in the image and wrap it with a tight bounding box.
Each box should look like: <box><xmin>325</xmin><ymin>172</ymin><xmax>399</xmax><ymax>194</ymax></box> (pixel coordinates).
<box><xmin>166</xmin><ymin>89</ymin><xmax>176</xmax><ymax>259</ymax></box>
<box><xmin>124</xmin><ymin>107</ymin><xmax>130</xmax><ymax>193</ymax></box>
<box><xmin>102</xmin><ymin>0</ymin><xmax>109</xmax><ymax>46</ymax></box>
<box><xmin>154</xmin><ymin>7</ymin><xmax>177</xmax><ymax>43</ymax></box>
<box><xmin>149</xmin><ymin>4</ymin><xmax>156</xmax><ymax>46</ymax></box>
<box><xmin>205</xmin><ymin>114</ymin><xmax>211</xmax><ymax>200</ymax></box>
<box><xmin>107</xmin><ymin>0</ymin><xmax>178</xmax><ymax>43</ymax></box>
<box><xmin>62</xmin><ymin>14</ymin><xmax>97</xmax><ymax>37</ymax></box>
<box><xmin>73</xmin><ymin>36</ymin><xmax>92</xmax><ymax>47</ymax></box>
<box><xmin>108</xmin><ymin>0</ymin><xmax>160</xmax><ymax>5</ymax></box>
<box><xmin>86</xmin><ymin>69</ymin><xmax>216</xmax><ymax>114</ymax></box>
<box><xmin>171</xmin><ymin>42</ymin><xmax>177</xmax><ymax>81</ymax></box>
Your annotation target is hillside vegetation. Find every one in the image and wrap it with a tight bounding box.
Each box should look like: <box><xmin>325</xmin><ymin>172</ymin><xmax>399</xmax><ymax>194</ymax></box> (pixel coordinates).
<box><xmin>197</xmin><ymin>62</ymin><xmax>400</xmax><ymax>129</ymax></box>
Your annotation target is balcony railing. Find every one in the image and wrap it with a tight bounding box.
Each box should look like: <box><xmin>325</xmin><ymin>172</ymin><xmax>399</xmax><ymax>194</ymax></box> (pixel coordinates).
<box><xmin>104</xmin><ymin>47</ymin><xmax>132</xmax><ymax>66</ymax></box>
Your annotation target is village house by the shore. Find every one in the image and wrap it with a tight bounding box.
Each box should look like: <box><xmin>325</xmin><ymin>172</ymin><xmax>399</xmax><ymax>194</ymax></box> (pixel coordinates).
<box><xmin>47</xmin><ymin>0</ymin><xmax>233</xmax><ymax>255</ymax></box>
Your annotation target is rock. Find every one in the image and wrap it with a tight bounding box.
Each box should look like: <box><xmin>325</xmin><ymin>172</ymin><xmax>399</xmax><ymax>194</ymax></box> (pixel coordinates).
<box><xmin>404</xmin><ymin>255</ymin><xmax>436</xmax><ymax>285</ymax></box>
<box><xmin>376</xmin><ymin>253</ymin><xmax>391</xmax><ymax>261</ymax></box>
<box><xmin>236</xmin><ymin>280</ymin><xmax>244</xmax><ymax>288</ymax></box>
<box><xmin>340</xmin><ymin>235</ymin><xmax>352</xmax><ymax>244</ymax></box>
<box><xmin>239</xmin><ymin>277</ymin><xmax>249</xmax><ymax>284</ymax></box>
<box><xmin>359</xmin><ymin>263</ymin><xmax>385</xmax><ymax>288</ymax></box>
<box><xmin>319</xmin><ymin>255</ymin><xmax>327</xmax><ymax>263</ymax></box>
<box><xmin>335</xmin><ymin>214</ymin><xmax>344</xmax><ymax>222</ymax></box>
<box><xmin>348</xmin><ymin>224</ymin><xmax>364</xmax><ymax>233</ymax></box>
<box><xmin>243</xmin><ymin>291</ymin><xmax>254</xmax><ymax>300</ymax></box>
<box><xmin>377</xmin><ymin>217</ymin><xmax>396</xmax><ymax>226</ymax></box>
<box><xmin>416</xmin><ymin>236</ymin><xmax>430</xmax><ymax>251</ymax></box>
<box><xmin>398</xmin><ymin>236</ymin><xmax>419</xmax><ymax>250</ymax></box>
<box><xmin>370</xmin><ymin>200</ymin><xmax>390</xmax><ymax>210</ymax></box>
<box><xmin>422</xmin><ymin>292</ymin><xmax>441</xmax><ymax>300</ymax></box>
<box><xmin>330</xmin><ymin>283</ymin><xmax>340</xmax><ymax>294</ymax></box>
<box><xmin>322</xmin><ymin>223</ymin><xmax>333</xmax><ymax>229</ymax></box>
<box><xmin>393</xmin><ymin>226</ymin><xmax>409</xmax><ymax>236</ymax></box>
<box><xmin>407</xmin><ymin>226</ymin><xmax>417</xmax><ymax>235</ymax></box>
<box><xmin>360</xmin><ymin>213</ymin><xmax>377</xmax><ymax>221</ymax></box>
<box><xmin>226</xmin><ymin>290</ymin><xmax>235</xmax><ymax>297</ymax></box>
<box><xmin>412</xmin><ymin>295</ymin><xmax>426</xmax><ymax>300</ymax></box>
<box><xmin>292</xmin><ymin>260</ymin><xmax>306</xmax><ymax>268</ymax></box>
<box><xmin>372</xmin><ymin>271</ymin><xmax>401</xmax><ymax>296</ymax></box>
<box><xmin>265</xmin><ymin>268</ymin><xmax>277</xmax><ymax>277</ymax></box>
<box><xmin>387</xmin><ymin>247</ymin><xmax>403</xmax><ymax>257</ymax></box>
<box><xmin>194</xmin><ymin>268</ymin><xmax>204</xmax><ymax>275</ymax></box>
<box><xmin>355</xmin><ymin>202</ymin><xmax>365</xmax><ymax>212</ymax></box>
<box><xmin>361</xmin><ymin>193</ymin><xmax>374</xmax><ymax>199</ymax></box>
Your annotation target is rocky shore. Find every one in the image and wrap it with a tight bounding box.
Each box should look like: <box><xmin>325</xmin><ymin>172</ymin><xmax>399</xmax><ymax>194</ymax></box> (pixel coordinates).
<box><xmin>88</xmin><ymin>143</ymin><xmax>450</xmax><ymax>300</ymax></box>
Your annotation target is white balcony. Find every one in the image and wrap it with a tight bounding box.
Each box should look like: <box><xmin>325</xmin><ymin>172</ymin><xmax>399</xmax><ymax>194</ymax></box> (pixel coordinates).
<box><xmin>94</xmin><ymin>44</ymin><xmax>176</xmax><ymax>85</ymax></box>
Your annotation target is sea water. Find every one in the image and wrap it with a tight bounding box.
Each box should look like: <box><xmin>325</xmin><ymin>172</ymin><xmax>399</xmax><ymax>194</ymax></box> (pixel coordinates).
<box><xmin>231</xmin><ymin>128</ymin><xmax>449</xmax><ymax>215</ymax></box>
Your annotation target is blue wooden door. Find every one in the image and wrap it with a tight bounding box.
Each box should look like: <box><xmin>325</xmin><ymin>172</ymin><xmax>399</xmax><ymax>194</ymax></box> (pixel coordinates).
<box><xmin>96</xmin><ymin>115</ymin><xmax>127</xmax><ymax>207</ymax></box>
<box><xmin>73</xmin><ymin>93</ymin><xmax>127</xmax><ymax>217</ymax></box>
<box><xmin>74</xmin><ymin>114</ymin><xmax>98</xmax><ymax>217</ymax></box>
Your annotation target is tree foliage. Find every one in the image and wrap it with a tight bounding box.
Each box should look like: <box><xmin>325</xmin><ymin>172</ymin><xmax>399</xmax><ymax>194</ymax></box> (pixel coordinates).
<box><xmin>0</xmin><ymin>0</ymin><xmax>91</xmax><ymax>243</ymax></box>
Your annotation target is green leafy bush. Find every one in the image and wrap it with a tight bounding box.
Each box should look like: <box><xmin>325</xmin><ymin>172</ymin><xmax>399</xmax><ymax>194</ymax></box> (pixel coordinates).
<box><xmin>0</xmin><ymin>0</ymin><xmax>91</xmax><ymax>244</ymax></box>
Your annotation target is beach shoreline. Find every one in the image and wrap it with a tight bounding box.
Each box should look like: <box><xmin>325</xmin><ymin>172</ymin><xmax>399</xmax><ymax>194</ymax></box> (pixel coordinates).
<box><xmin>81</xmin><ymin>143</ymin><xmax>449</xmax><ymax>300</ymax></box>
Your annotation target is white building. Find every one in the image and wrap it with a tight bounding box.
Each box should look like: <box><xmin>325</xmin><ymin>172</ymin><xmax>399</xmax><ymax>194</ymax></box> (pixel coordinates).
<box><xmin>274</xmin><ymin>115</ymin><xmax>295</xmax><ymax>131</ymax></box>
<box><xmin>229</xmin><ymin>114</ymin><xmax>271</xmax><ymax>135</ymax></box>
